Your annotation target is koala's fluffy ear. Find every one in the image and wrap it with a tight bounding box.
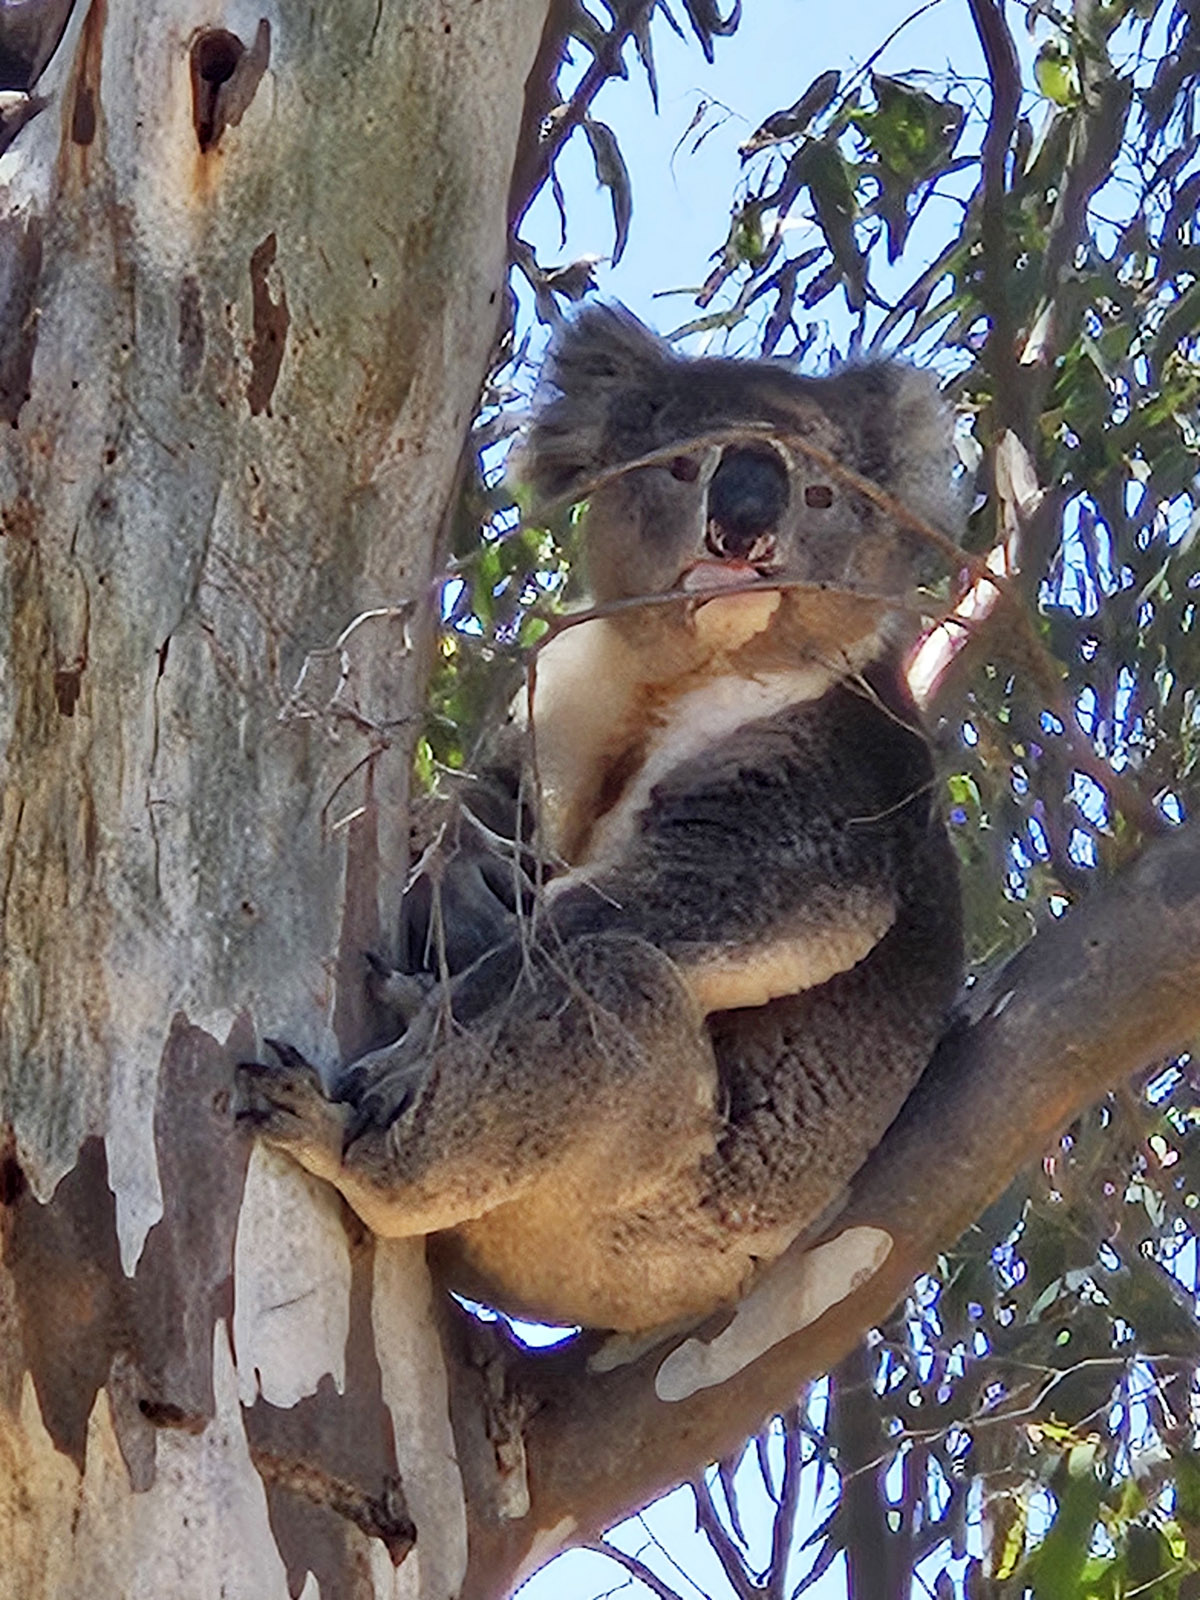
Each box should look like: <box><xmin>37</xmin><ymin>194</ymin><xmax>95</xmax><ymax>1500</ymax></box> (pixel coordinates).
<box><xmin>821</xmin><ymin>363</ymin><xmax>965</xmax><ymax>547</ymax></box>
<box><xmin>883</xmin><ymin>365</ymin><xmax>966</xmax><ymax>543</ymax></box>
<box><xmin>518</xmin><ymin>304</ymin><xmax>677</xmax><ymax>510</ymax></box>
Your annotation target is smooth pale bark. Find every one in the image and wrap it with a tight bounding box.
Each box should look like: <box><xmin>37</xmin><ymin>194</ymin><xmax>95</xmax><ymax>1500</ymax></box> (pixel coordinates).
<box><xmin>0</xmin><ymin>3</ymin><xmax>550</xmax><ymax>1597</ymax></box>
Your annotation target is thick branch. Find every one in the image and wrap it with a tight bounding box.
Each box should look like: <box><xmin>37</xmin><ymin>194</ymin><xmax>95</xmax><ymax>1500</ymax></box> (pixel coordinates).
<box><xmin>507</xmin><ymin>0</ymin><xmax>575</xmax><ymax>232</ymax></box>
<box><xmin>832</xmin><ymin>1344</ymin><xmax>901</xmax><ymax>1600</ymax></box>
<box><xmin>460</xmin><ymin>818</ymin><xmax>1200</xmax><ymax>1598</ymax></box>
<box><xmin>967</xmin><ymin>0</ymin><xmax>1027</xmax><ymax>443</ymax></box>
<box><xmin>1025</xmin><ymin>0</ymin><xmax>1132</xmax><ymax>412</ymax></box>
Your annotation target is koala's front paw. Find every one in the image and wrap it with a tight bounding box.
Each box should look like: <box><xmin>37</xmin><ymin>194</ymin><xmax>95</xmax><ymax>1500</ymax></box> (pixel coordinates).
<box><xmin>236</xmin><ymin>1039</ymin><xmax>349</xmax><ymax>1178</ymax></box>
<box><xmin>333</xmin><ymin>1031</ymin><xmax>433</xmax><ymax>1148</ymax></box>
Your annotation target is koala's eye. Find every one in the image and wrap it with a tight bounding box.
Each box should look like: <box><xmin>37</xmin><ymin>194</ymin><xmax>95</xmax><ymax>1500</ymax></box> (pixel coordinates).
<box><xmin>805</xmin><ymin>484</ymin><xmax>834</xmax><ymax>509</ymax></box>
<box><xmin>669</xmin><ymin>455</ymin><xmax>701</xmax><ymax>483</ymax></box>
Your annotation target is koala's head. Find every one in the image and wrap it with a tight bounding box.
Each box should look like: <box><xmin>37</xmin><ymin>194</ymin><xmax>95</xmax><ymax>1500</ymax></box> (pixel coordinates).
<box><xmin>521</xmin><ymin>304</ymin><xmax>962</xmax><ymax>612</ymax></box>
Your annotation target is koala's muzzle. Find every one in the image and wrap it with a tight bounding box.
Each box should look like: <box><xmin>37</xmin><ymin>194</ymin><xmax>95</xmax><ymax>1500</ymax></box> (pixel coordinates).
<box><xmin>706</xmin><ymin>444</ymin><xmax>790</xmax><ymax>561</ymax></box>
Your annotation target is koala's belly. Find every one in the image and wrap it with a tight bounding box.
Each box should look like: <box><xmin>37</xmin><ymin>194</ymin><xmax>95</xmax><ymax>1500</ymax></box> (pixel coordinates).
<box><xmin>436</xmin><ymin>1191</ymin><xmax>794</xmax><ymax>1333</ymax></box>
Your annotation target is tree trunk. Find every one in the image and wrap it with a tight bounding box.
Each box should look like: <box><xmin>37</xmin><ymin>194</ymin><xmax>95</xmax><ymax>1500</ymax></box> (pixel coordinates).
<box><xmin>0</xmin><ymin>2</ymin><xmax>550</xmax><ymax>1596</ymax></box>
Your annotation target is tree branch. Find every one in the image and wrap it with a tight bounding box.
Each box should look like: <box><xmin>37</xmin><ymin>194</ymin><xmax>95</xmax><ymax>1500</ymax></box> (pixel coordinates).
<box><xmin>966</xmin><ymin>0</ymin><xmax>1027</xmax><ymax>443</ymax></box>
<box><xmin>585</xmin><ymin>1539</ymin><xmax>690</xmax><ymax>1600</ymax></box>
<box><xmin>458</xmin><ymin>817</ymin><xmax>1200</xmax><ymax>1599</ymax></box>
<box><xmin>765</xmin><ymin>1407</ymin><xmax>803</xmax><ymax>1600</ymax></box>
<box><xmin>507</xmin><ymin>0</ymin><xmax>576</xmax><ymax>233</ymax></box>
<box><xmin>508</xmin><ymin>0</ymin><xmax>656</xmax><ymax>237</ymax></box>
<box><xmin>692</xmin><ymin>1474</ymin><xmax>759</xmax><ymax>1599</ymax></box>
<box><xmin>1024</xmin><ymin>0</ymin><xmax>1132</xmax><ymax>412</ymax></box>
<box><xmin>831</xmin><ymin>1345</ymin><xmax>898</xmax><ymax>1600</ymax></box>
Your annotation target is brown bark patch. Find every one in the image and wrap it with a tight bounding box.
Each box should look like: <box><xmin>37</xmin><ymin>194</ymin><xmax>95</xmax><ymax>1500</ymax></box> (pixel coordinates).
<box><xmin>70</xmin><ymin>78</ymin><xmax>95</xmax><ymax>144</ymax></box>
<box><xmin>5</xmin><ymin>1136</ymin><xmax>129</xmax><ymax>1468</ymax></box>
<box><xmin>247</xmin><ymin>231</ymin><xmax>289</xmax><ymax>416</ymax></box>
<box><xmin>0</xmin><ymin>1151</ymin><xmax>25</xmax><ymax>1207</ymax></box>
<box><xmin>0</xmin><ymin>212</ymin><xmax>43</xmax><ymax>426</ymax></box>
<box><xmin>58</xmin><ymin>0</ymin><xmax>105</xmax><ymax>178</ymax></box>
<box><xmin>4</xmin><ymin>1016</ymin><xmax>256</xmax><ymax>1479</ymax></box>
<box><xmin>0</xmin><ymin>495</ymin><xmax>38</xmax><ymax>540</ymax></box>
<box><xmin>53</xmin><ymin>660</ymin><xmax>84</xmax><ymax>716</ymax></box>
<box><xmin>332</xmin><ymin>768</ymin><xmax>394</xmax><ymax>1062</ymax></box>
<box><xmin>178</xmin><ymin>274</ymin><xmax>205</xmax><ymax>392</ymax></box>
<box><xmin>131</xmin><ymin>1013</ymin><xmax>256</xmax><ymax>1433</ymax></box>
<box><xmin>246</xmin><ymin>1231</ymin><xmax>411</xmax><ymax>1595</ymax></box>
<box><xmin>190</xmin><ymin>19</ymin><xmax>270</xmax><ymax>153</ymax></box>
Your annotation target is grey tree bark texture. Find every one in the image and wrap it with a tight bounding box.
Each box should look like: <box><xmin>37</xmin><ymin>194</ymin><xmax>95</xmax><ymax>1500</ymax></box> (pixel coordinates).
<box><xmin>0</xmin><ymin>2</ymin><xmax>552</xmax><ymax>1597</ymax></box>
<box><xmin>7</xmin><ymin>6</ymin><xmax>1200</xmax><ymax>1600</ymax></box>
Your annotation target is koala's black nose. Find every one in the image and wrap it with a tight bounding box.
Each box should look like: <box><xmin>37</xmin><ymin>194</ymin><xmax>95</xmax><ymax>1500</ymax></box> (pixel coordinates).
<box><xmin>706</xmin><ymin>444</ymin><xmax>790</xmax><ymax>558</ymax></box>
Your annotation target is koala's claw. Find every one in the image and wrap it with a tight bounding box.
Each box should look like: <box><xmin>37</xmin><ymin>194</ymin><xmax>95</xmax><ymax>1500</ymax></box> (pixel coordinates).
<box><xmin>234</xmin><ymin>1040</ymin><xmax>347</xmax><ymax>1167</ymax></box>
<box><xmin>263</xmin><ymin>1036</ymin><xmax>322</xmax><ymax>1084</ymax></box>
<box><xmin>364</xmin><ymin>952</ymin><xmax>434</xmax><ymax>1025</ymax></box>
<box><xmin>333</xmin><ymin>1038</ymin><xmax>429</xmax><ymax>1148</ymax></box>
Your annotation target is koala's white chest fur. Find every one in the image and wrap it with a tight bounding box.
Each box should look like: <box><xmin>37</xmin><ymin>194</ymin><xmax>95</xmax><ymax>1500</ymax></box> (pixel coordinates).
<box><xmin>580</xmin><ymin>667</ymin><xmax>836</xmax><ymax>867</ymax></box>
<box><xmin>526</xmin><ymin>599</ymin><xmax>847</xmax><ymax>868</ymax></box>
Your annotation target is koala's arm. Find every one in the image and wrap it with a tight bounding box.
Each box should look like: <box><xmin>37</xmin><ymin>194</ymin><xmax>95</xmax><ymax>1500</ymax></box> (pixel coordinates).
<box><xmin>546</xmin><ymin>682</ymin><xmax>919</xmax><ymax>1020</ymax></box>
<box><xmin>238</xmin><ymin>670</ymin><xmax>938</xmax><ymax>1240</ymax></box>
<box><xmin>388</xmin><ymin>726</ymin><xmax>536</xmax><ymax>990</ymax></box>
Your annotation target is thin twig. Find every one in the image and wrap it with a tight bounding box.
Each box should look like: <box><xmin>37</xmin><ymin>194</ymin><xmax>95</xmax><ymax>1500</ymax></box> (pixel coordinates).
<box><xmin>692</xmin><ymin>1474</ymin><xmax>760</xmax><ymax>1600</ymax></box>
<box><xmin>766</xmin><ymin>1408</ymin><xmax>805</xmax><ymax>1600</ymax></box>
<box><xmin>586</xmin><ymin>1540</ymin><xmax>690</xmax><ymax>1600</ymax></box>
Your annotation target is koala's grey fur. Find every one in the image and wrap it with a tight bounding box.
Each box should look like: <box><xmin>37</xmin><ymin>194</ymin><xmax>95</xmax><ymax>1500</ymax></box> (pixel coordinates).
<box><xmin>239</xmin><ymin>305</ymin><xmax>964</xmax><ymax>1334</ymax></box>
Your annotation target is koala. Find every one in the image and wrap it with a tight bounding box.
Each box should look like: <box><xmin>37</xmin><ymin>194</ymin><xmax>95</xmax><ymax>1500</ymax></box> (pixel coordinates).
<box><xmin>239</xmin><ymin>306</ymin><xmax>964</xmax><ymax>1335</ymax></box>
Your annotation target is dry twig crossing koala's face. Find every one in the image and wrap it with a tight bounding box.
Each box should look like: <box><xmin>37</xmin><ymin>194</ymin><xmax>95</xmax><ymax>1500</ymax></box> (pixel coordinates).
<box><xmin>523</xmin><ymin>305</ymin><xmax>962</xmax><ymax>662</ymax></box>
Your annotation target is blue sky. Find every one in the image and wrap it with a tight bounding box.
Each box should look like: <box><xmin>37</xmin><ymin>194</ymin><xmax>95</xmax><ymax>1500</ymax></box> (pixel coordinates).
<box><xmin>520</xmin><ymin>0</ymin><xmax>999</xmax><ymax>344</ymax></box>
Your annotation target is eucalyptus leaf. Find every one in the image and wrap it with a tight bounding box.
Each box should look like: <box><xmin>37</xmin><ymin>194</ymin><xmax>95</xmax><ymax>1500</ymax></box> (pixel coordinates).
<box><xmin>583</xmin><ymin>118</ymin><xmax>633</xmax><ymax>264</ymax></box>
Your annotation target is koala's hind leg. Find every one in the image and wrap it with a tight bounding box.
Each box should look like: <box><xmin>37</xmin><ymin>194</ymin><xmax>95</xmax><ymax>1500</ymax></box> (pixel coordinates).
<box><xmin>238</xmin><ymin>930</ymin><xmax>720</xmax><ymax>1241</ymax></box>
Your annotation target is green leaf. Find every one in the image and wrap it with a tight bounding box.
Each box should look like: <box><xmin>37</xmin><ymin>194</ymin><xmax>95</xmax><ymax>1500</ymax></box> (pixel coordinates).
<box><xmin>859</xmin><ymin>74</ymin><xmax>965</xmax><ymax>181</ymax></box>
<box><xmin>739</xmin><ymin>69</ymin><xmax>841</xmax><ymax>156</ymax></box>
<box><xmin>850</xmin><ymin>75</ymin><xmax>964</xmax><ymax>258</ymax></box>
<box><xmin>1154</xmin><ymin>281</ymin><xmax>1200</xmax><ymax>367</ymax></box>
<box><xmin>679</xmin><ymin>0</ymin><xmax>741</xmax><ymax>63</ymax></box>
<box><xmin>949</xmin><ymin>772</ymin><xmax>983</xmax><ymax>809</ymax></box>
<box><xmin>1028</xmin><ymin>1445</ymin><xmax>1103</xmax><ymax>1599</ymax></box>
<box><xmin>731</xmin><ymin>200</ymin><xmax>766</xmax><ymax>265</ymax></box>
<box><xmin>1174</xmin><ymin>1449</ymin><xmax>1200</xmax><ymax>1528</ymax></box>
<box><xmin>582</xmin><ymin>118</ymin><xmax>632</xmax><ymax>264</ymax></box>
<box><xmin>793</xmin><ymin>138</ymin><xmax>866</xmax><ymax>309</ymax></box>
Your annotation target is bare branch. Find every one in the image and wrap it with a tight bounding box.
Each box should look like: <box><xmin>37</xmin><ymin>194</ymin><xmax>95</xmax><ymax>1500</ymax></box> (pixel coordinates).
<box><xmin>509</xmin><ymin>1</ymin><xmax>657</xmax><ymax>237</ymax></box>
<box><xmin>585</xmin><ymin>1539</ymin><xmax>691</xmax><ymax>1600</ymax></box>
<box><xmin>765</xmin><ymin>1408</ymin><xmax>804</xmax><ymax>1600</ymax></box>
<box><xmin>692</xmin><ymin>1474</ymin><xmax>759</xmax><ymax>1600</ymax></box>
